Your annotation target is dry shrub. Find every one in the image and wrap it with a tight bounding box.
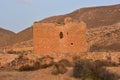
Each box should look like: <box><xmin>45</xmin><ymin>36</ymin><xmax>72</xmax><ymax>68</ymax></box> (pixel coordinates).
<box><xmin>73</xmin><ymin>59</ymin><xmax>119</xmax><ymax>80</ymax></box>
<box><xmin>72</xmin><ymin>56</ymin><xmax>80</xmax><ymax>61</ymax></box>
<box><xmin>58</xmin><ymin>59</ymin><xmax>72</xmax><ymax>67</ymax></box>
<box><xmin>7</xmin><ymin>50</ymin><xmax>17</xmax><ymax>54</ymax></box>
<box><xmin>51</xmin><ymin>59</ymin><xmax>73</xmax><ymax>75</ymax></box>
<box><xmin>8</xmin><ymin>54</ymin><xmax>41</xmax><ymax>71</ymax></box>
<box><xmin>18</xmin><ymin>61</ymin><xmax>40</xmax><ymax>71</ymax></box>
<box><xmin>51</xmin><ymin>62</ymin><xmax>67</xmax><ymax>75</ymax></box>
<box><xmin>95</xmin><ymin>60</ymin><xmax>118</xmax><ymax>67</ymax></box>
<box><xmin>4</xmin><ymin>55</ymin><xmax>55</xmax><ymax>71</ymax></box>
<box><xmin>73</xmin><ymin>59</ymin><xmax>93</xmax><ymax>78</ymax></box>
<box><xmin>39</xmin><ymin>55</ymin><xmax>54</xmax><ymax>69</ymax></box>
<box><xmin>90</xmin><ymin>44</ymin><xmax>100</xmax><ymax>52</ymax></box>
<box><xmin>7</xmin><ymin>50</ymin><xmax>24</xmax><ymax>54</ymax></box>
<box><xmin>18</xmin><ymin>55</ymin><xmax>55</xmax><ymax>71</ymax></box>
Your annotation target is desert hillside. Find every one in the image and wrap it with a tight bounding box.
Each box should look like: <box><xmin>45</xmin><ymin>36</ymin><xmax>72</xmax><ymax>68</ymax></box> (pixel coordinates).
<box><xmin>40</xmin><ymin>4</ymin><xmax>120</xmax><ymax>28</ymax></box>
<box><xmin>0</xmin><ymin>27</ymin><xmax>15</xmax><ymax>47</ymax></box>
<box><xmin>88</xmin><ymin>22</ymin><xmax>120</xmax><ymax>51</ymax></box>
<box><xmin>0</xmin><ymin>4</ymin><xmax>120</xmax><ymax>52</ymax></box>
<box><xmin>8</xmin><ymin>27</ymin><xmax>33</xmax><ymax>46</ymax></box>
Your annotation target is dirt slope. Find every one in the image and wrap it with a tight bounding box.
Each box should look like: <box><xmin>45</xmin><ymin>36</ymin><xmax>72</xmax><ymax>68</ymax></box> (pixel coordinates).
<box><xmin>88</xmin><ymin>22</ymin><xmax>120</xmax><ymax>51</ymax></box>
<box><xmin>0</xmin><ymin>27</ymin><xmax>15</xmax><ymax>47</ymax></box>
<box><xmin>9</xmin><ymin>27</ymin><xmax>33</xmax><ymax>45</ymax></box>
<box><xmin>1</xmin><ymin>27</ymin><xmax>33</xmax><ymax>48</ymax></box>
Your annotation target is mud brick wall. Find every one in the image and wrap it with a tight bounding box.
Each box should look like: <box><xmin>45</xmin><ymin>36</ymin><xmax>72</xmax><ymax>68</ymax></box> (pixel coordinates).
<box><xmin>33</xmin><ymin>21</ymin><xmax>87</xmax><ymax>55</ymax></box>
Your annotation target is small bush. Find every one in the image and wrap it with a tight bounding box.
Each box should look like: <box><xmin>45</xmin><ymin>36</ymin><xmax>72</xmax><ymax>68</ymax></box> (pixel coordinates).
<box><xmin>19</xmin><ymin>61</ymin><xmax>40</xmax><ymax>71</ymax></box>
<box><xmin>7</xmin><ymin>50</ymin><xmax>24</xmax><ymax>54</ymax></box>
<box><xmin>8</xmin><ymin>55</ymin><xmax>55</xmax><ymax>71</ymax></box>
<box><xmin>95</xmin><ymin>60</ymin><xmax>118</xmax><ymax>67</ymax></box>
<box><xmin>73</xmin><ymin>59</ymin><xmax>119</xmax><ymax>80</ymax></box>
<box><xmin>7</xmin><ymin>50</ymin><xmax>16</xmax><ymax>54</ymax></box>
<box><xmin>73</xmin><ymin>59</ymin><xmax>93</xmax><ymax>78</ymax></box>
<box><xmin>72</xmin><ymin>56</ymin><xmax>80</xmax><ymax>61</ymax></box>
<box><xmin>8</xmin><ymin>54</ymin><xmax>41</xmax><ymax>71</ymax></box>
<box><xmin>39</xmin><ymin>55</ymin><xmax>54</xmax><ymax>68</ymax></box>
<box><xmin>51</xmin><ymin>62</ymin><xmax>67</xmax><ymax>75</ymax></box>
<box><xmin>58</xmin><ymin>59</ymin><xmax>72</xmax><ymax>67</ymax></box>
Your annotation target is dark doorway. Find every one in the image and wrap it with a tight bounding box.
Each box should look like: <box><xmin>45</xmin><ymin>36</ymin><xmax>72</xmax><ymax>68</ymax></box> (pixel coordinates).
<box><xmin>59</xmin><ymin>32</ymin><xmax>63</xmax><ymax>39</ymax></box>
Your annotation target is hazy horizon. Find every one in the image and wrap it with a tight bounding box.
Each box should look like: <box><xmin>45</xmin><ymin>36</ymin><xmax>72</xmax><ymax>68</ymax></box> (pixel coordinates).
<box><xmin>0</xmin><ymin>0</ymin><xmax>120</xmax><ymax>33</ymax></box>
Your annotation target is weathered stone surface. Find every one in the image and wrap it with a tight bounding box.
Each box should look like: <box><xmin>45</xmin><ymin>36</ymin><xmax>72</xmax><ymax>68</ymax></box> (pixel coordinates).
<box><xmin>33</xmin><ymin>19</ymin><xmax>87</xmax><ymax>55</ymax></box>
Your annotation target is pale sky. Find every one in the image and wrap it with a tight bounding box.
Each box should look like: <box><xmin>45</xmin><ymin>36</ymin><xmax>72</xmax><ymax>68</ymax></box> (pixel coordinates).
<box><xmin>0</xmin><ymin>0</ymin><xmax>120</xmax><ymax>33</ymax></box>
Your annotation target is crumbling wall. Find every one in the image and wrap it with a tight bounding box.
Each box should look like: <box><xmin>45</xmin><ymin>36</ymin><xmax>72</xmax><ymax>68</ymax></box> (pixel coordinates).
<box><xmin>33</xmin><ymin>20</ymin><xmax>87</xmax><ymax>55</ymax></box>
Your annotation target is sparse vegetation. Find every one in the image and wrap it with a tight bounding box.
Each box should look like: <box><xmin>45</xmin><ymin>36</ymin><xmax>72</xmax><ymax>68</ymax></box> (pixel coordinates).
<box><xmin>18</xmin><ymin>61</ymin><xmax>40</xmax><ymax>71</ymax></box>
<box><xmin>90</xmin><ymin>44</ymin><xmax>101</xmax><ymax>52</ymax></box>
<box><xmin>58</xmin><ymin>59</ymin><xmax>72</xmax><ymax>67</ymax></box>
<box><xmin>51</xmin><ymin>62</ymin><xmax>67</xmax><ymax>75</ymax></box>
<box><xmin>73</xmin><ymin>59</ymin><xmax>119</xmax><ymax>80</ymax></box>
<box><xmin>39</xmin><ymin>55</ymin><xmax>54</xmax><ymax>69</ymax></box>
<box><xmin>7</xmin><ymin>50</ymin><xmax>33</xmax><ymax>55</ymax></box>
<box><xmin>95</xmin><ymin>60</ymin><xmax>118</xmax><ymax>67</ymax></box>
<box><xmin>7</xmin><ymin>50</ymin><xmax>17</xmax><ymax>54</ymax></box>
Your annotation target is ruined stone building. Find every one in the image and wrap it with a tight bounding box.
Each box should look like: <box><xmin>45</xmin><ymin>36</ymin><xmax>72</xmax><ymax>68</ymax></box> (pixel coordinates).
<box><xmin>33</xmin><ymin>18</ymin><xmax>87</xmax><ymax>55</ymax></box>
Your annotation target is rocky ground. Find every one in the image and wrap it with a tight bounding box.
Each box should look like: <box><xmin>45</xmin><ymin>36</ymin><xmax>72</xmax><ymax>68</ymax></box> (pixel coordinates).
<box><xmin>0</xmin><ymin>67</ymin><xmax>120</xmax><ymax>80</ymax></box>
<box><xmin>0</xmin><ymin>53</ymin><xmax>75</xmax><ymax>80</ymax></box>
<box><xmin>0</xmin><ymin>53</ymin><xmax>120</xmax><ymax>80</ymax></box>
<box><xmin>0</xmin><ymin>67</ymin><xmax>75</xmax><ymax>80</ymax></box>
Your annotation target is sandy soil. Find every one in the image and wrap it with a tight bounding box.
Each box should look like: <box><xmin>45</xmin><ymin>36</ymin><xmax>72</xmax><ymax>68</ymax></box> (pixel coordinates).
<box><xmin>0</xmin><ymin>67</ymin><xmax>77</xmax><ymax>80</ymax></box>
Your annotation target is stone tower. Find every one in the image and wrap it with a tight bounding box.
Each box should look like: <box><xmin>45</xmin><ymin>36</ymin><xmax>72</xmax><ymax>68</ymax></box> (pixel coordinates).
<box><xmin>33</xmin><ymin>18</ymin><xmax>87</xmax><ymax>55</ymax></box>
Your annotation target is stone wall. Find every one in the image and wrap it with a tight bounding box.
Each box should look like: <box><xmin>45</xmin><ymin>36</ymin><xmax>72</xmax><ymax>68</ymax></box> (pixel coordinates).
<box><xmin>33</xmin><ymin>21</ymin><xmax>87</xmax><ymax>55</ymax></box>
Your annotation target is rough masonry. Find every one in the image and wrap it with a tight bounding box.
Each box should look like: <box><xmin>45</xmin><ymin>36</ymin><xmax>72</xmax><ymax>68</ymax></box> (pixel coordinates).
<box><xmin>33</xmin><ymin>18</ymin><xmax>87</xmax><ymax>55</ymax></box>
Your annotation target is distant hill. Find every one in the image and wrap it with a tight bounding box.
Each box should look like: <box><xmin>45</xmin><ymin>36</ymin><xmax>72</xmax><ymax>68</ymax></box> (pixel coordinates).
<box><xmin>40</xmin><ymin>4</ymin><xmax>120</xmax><ymax>28</ymax></box>
<box><xmin>18</xmin><ymin>4</ymin><xmax>120</xmax><ymax>42</ymax></box>
<box><xmin>7</xmin><ymin>27</ymin><xmax>33</xmax><ymax>46</ymax></box>
<box><xmin>0</xmin><ymin>27</ymin><xmax>15</xmax><ymax>47</ymax></box>
<box><xmin>0</xmin><ymin>4</ymin><xmax>120</xmax><ymax>52</ymax></box>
